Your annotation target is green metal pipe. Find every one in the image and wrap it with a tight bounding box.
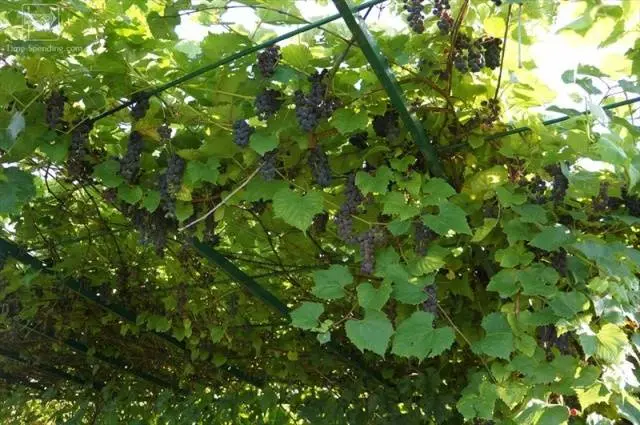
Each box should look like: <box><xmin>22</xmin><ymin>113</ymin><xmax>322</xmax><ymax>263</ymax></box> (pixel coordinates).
<box><xmin>90</xmin><ymin>0</ymin><xmax>388</xmax><ymax>123</ymax></box>
<box><xmin>331</xmin><ymin>0</ymin><xmax>444</xmax><ymax>177</ymax></box>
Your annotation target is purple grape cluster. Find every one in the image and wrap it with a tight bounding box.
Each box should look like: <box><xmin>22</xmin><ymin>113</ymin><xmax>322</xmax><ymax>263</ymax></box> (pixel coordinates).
<box><xmin>592</xmin><ymin>182</ymin><xmax>610</xmax><ymax>212</ymax></box>
<box><xmin>260</xmin><ymin>150</ymin><xmax>278</xmax><ymax>180</ymax></box>
<box><xmin>537</xmin><ymin>325</ymin><xmax>571</xmax><ymax>355</ymax></box>
<box><xmin>433</xmin><ymin>0</ymin><xmax>452</xmax><ymax>35</ymax></box>
<box><xmin>422</xmin><ymin>284</ymin><xmax>438</xmax><ymax>318</ymax></box>
<box><xmin>257</xmin><ymin>46</ymin><xmax>281</xmax><ymax>78</ymax></box>
<box><xmin>403</xmin><ymin>0</ymin><xmax>425</xmax><ymax>34</ymax></box>
<box><xmin>129</xmin><ymin>206</ymin><xmax>176</xmax><ymax>255</ymax></box>
<box><xmin>312</xmin><ymin>212</ymin><xmax>329</xmax><ymax>234</ymax></box>
<box><xmin>372</xmin><ymin>109</ymin><xmax>400</xmax><ymax>140</ymax></box>
<box><xmin>130</xmin><ymin>92</ymin><xmax>150</xmax><ymax>121</ymax></box>
<box><xmin>45</xmin><ymin>90</ymin><xmax>66</xmax><ymax>129</ymax></box>
<box><xmin>349</xmin><ymin>132</ymin><xmax>369</xmax><ymax>149</ymax></box>
<box><xmin>294</xmin><ymin>70</ymin><xmax>341</xmax><ymax>132</ymax></box>
<box><xmin>67</xmin><ymin>120</ymin><xmax>93</xmax><ymax>178</ymax></box>
<box><xmin>233</xmin><ymin>120</ymin><xmax>254</xmax><ymax>148</ymax></box>
<box><xmin>308</xmin><ymin>145</ymin><xmax>332</xmax><ymax>187</ymax></box>
<box><xmin>158</xmin><ymin>124</ymin><xmax>171</xmax><ymax>141</ymax></box>
<box><xmin>119</xmin><ymin>131</ymin><xmax>144</xmax><ymax>183</ymax></box>
<box><xmin>255</xmin><ymin>89</ymin><xmax>283</xmax><ymax>120</ymax></box>
<box><xmin>522</xmin><ymin>175</ymin><xmax>547</xmax><ymax>204</ymax></box>
<box><xmin>358</xmin><ymin>230</ymin><xmax>376</xmax><ymax>274</ymax></box>
<box><xmin>622</xmin><ymin>189</ymin><xmax>640</xmax><ymax>217</ymax></box>
<box><xmin>491</xmin><ymin>0</ymin><xmax>502</xmax><ymax>5</ymax></box>
<box><xmin>547</xmin><ymin>165</ymin><xmax>569</xmax><ymax>204</ymax></box>
<box><xmin>251</xmin><ymin>200</ymin><xmax>268</xmax><ymax>215</ymax></box>
<box><xmin>481</xmin><ymin>37</ymin><xmax>502</xmax><ymax>70</ymax></box>
<box><xmin>551</xmin><ymin>249</ymin><xmax>568</xmax><ymax>276</ymax></box>
<box><xmin>334</xmin><ymin>174</ymin><xmax>364</xmax><ymax>243</ymax></box>
<box><xmin>414</xmin><ymin>221</ymin><xmax>435</xmax><ymax>255</ymax></box>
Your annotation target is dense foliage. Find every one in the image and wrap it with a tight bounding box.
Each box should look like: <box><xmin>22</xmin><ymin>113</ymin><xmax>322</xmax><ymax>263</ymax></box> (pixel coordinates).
<box><xmin>0</xmin><ymin>0</ymin><xmax>639</xmax><ymax>424</ymax></box>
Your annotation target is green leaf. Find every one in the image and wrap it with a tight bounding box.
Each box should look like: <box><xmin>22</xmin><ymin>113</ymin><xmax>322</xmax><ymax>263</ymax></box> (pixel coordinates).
<box><xmin>312</xmin><ymin>265</ymin><xmax>353</xmax><ymax>300</ymax></box>
<box><xmin>519</xmin><ymin>264</ymin><xmax>559</xmax><ymax>297</ymax></box>
<box><xmin>457</xmin><ymin>379</ymin><xmax>498</xmax><ymax>420</ymax></box>
<box><xmin>513</xmin><ymin>204</ymin><xmax>548</xmax><ymax>224</ymax></box>
<box><xmin>393</xmin><ymin>276</ymin><xmax>433</xmax><ymax>304</ymax></box>
<box><xmin>142</xmin><ymin>190</ymin><xmax>161</xmax><ymax>213</ymax></box>
<box><xmin>117</xmin><ymin>185</ymin><xmax>143</xmax><ymax>205</ymax></box>
<box><xmin>422</xmin><ymin>201</ymin><xmax>472</xmax><ymax>236</ymax></box>
<box><xmin>250</xmin><ymin>130</ymin><xmax>278</xmax><ymax>156</ymax></box>
<box><xmin>495</xmin><ymin>243</ymin><xmax>534</xmax><ymax>268</ymax></box>
<box><xmin>175</xmin><ymin>201</ymin><xmax>194</xmax><ymax>223</ymax></box>
<box><xmin>209</xmin><ymin>326</ymin><xmax>225</xmax><ymax>344</ymax></box>
<box><xmin>487</xmin><ymin>268</ymin><xmax>520</xmax><ymax>298</ymax></box>
<box><xmin>331</xmin><ymin>109</ymin><xmax>369</xmax><ymax>134</ymax></box>
<box><xmin>496</xmin><ymin>186</ymin><xmax>527</xmax><ymax>207</ymax></box>
<box><xmin>422</xmin><ymin>178</ymin><xmax>456</xmax><ymax>206</ymax></box>
<box><xmin>272</xmin><ymin>189</ymin><xmax>324</xmax><ymax>232</ymax></box>
<box><xmin>548</xmin><ymin>291</ymin><xmax>590</xmax><ymax>318</ymax></box>
<box><xmin>290</xmin><ymin>302</ymin><xmax>324</xmax><ymax>330</ymax></box>
<box><xmin>356</xmin><ymin>282</ymin><xmax>391</xmax><ymax>310</ymax></box>
<box><xmin>595</xmin><ymin>324</ymin><xmax>627</xmax><ymax>363</ymax></box>
<box><xmin>473</xmin><ymin>313</ymin><xmax>514</xmax><ymax>360</ymax></box>
<box><xmin>382</xmin><ymin>192</ymin><xmax>420</xmax><ymax>220</ymax></box>
<box><xmin>392</xmin><ymin>311</ymin><xmax>455</xmax><ymax>360</ymax></box>
<box><xmin>471</xmin><ymin>218</ymin><xmax>498</xmax><ymax>242</ymax></box>
<box><xmin>93</xmin><ymin>160</ymin><xmax>124</xmax><ymax>188</ymax></box>
<box><xmin>356</xmin><ymin>166</ymin><xmax>394</xmax><ymax>195</ymax></box>
<box><xmin>345</xmin><ymin>310</ymin><xmax>394</xmax><ymax>356</ymax></box>
<box><xmin>409</xmin><ymin>245</ymin><xmax>450</xmax><ymax>275</ymax></box>
<box><xmin>0</xmin><ymin>167</ymin><xmax>36</xmax><ymax>215</ymax></box>
<box><xmin>530</xmin><ymin>225</ymin><xmax>573</xmax><ymax>252</ymax></box>
<box><xmin>281</xmin><ymin>44</ymin><xmax>312</xmax><ymax>70</ymax></box>
<box><xmin>575</xmin><ymin>384</ymin><xmax>611</xmax><ymax>410</ymax></box>
<box><xmin>184</xmin><ymin>158</ymin><xmax>220</xmax><ymax>185</ymax></box>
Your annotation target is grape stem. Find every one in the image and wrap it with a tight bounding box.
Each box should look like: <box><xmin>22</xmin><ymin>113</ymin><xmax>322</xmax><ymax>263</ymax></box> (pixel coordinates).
<box><xmin>179</xmin><ymin>166</ymin><xmax>261</xmax><ymax>231</ymax></box>
<box><xmin>494</xmin><ymin>4</ymin><xmax>513</xmax><ymax>102</ymax></box>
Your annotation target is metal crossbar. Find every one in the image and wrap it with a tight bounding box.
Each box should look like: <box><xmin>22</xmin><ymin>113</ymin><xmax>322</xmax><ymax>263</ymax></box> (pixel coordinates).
<box><xmin>0</xmin><ymin>237</ymin><xmax>260</xmax><ymax>387</ymax></box>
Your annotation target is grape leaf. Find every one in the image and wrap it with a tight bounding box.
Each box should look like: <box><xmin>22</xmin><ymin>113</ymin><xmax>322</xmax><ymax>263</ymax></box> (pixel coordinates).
<box><xmin>356</xmin><ymin>282</ymin><xmax>391</xmax><ymax>310</ymax></box>
<box><xmin>312</xmin><ymin>265</ymin><xmax>353</xmax><ymax>300</ymax></box>
<box><xmin>391</xmin><ymin>311</ymin><xmax>455</xmax><ymax>360</ymax></box>
<box><xmin>345</xmin><ymin>310</ymin><xmax>394</xmax><ymax>356</ymax></box>
<box><xmin>422</xmin><ymin>201</ymin><xmax>472</xmax><ymax>236</ymax></box>
<box><xmin>272</xmin><ymin>189</ymin><xmax>324</xmax><ymax>232</ymax></box>
<box><xmin>290</xmin><ymin>302</ymin><xmax>324</xmax><ymax>330</ymax></box>
<box><xmin>473</xmin><ymin>313</ymin><xmax>514</xmax><ymax>359</ymax></box>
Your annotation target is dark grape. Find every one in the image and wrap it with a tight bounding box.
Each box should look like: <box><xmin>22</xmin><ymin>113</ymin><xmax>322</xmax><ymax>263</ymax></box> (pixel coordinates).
<box><xmin>260</xmin><ymin>150</ymin><xmax>278</xmax><ymax>180</ymax></box>
<box><xmin>592</xmin><ymin>182</ymin><xmax>610</xmax><ymax>212</ymax></box>
<box><xmin>233</xmin><ymin>120</ymin><xmax>254</xmax><ymax>147</ymax></box>
<box><xmin>0</xmin><ymin>249</ymin><xmax>8</xmax><ymax>271</ymax></box>
<box><xmin>491</xmin><ymin>0</ymin><xmax>502</xmax><ymax>5</ymax></box>
<box><xmin>128</xmin><ymin>205</ymin><xmax>176</xmax><ymax>256</ymax></box>
<box><xmin>257</xmin><ymin>46</ymin><xmax>281</xmax><ymax>78</ymax></box>
<box><xmin>130</xmin><ymin>92</ymin><xmax>151</xmax><ymax>121</ymax></box>
<box><xmin>45</xmin><ymin>90</ymin><xmax>66</xmax><ymax>129</ymax></box>
<box><xmin>526</xmin><ymin>175</ymin><xmax>547</xmax><ymax>204</ymax></box>
<box><xmin>308</xmin><ymin>145</ymin><xmax>332</xmax><ymax>187</ymax></box>
<box><xmin>250</xmin><ymin>200</ymin><xmax>268</xmax><ymax>215</ymax></box>
<box><xmin>334</xmin><ymin>174</ymin><xmax>363</xmax><ymax>243</ymax></box>
<box><xmin>349</xmin><ymin>132</ymin><xmax>369</xmax><ymax>149</ymax></box>
<box><xmin>67</xmin><ymin>120</ymin><xmax>93</xmax><ymax>178</ymax></box>
<box><xmin>551</xmin><ymin>249</ymin><xmax>568</xmax><ymax>276</ymax></box>
<box><xmin>203</xmin><ymin>213</ymin><xmax>219</xmax><ymax>246</ymax></box>
<box><xmin>119</xmin><ymin>131</ymin><xmax>144</xmax><ymax>183</ymax></box>
<box><xmin>547</xmin><ymin>164</ymin><xmax>569</xmax><ymax>204</ymax></box>
<box><xmin>414</xmin><ymin>221</ymin><xmax>435</xmax><ymax>255</ymax></box>
<box><xmin>358</xmin><ymin>230</ymin><xmax>376</xmax><ymax>274</ymax></box>
<box><xmin>481</xmin><ymin>37</ymin><xmax>502</xmax><ymax>70</ymax></box>
<box><xmin>294</xmin><ymin>70</ymin><xmax>341</xmax><ymax>132</ymax></box>
<box><xmin>403</xmin><ymin>0</ymin><xmax>425</xmax><ymax>34</ymax></box>
<box><xmin>373</xmin><ymin>109</ymin><xmax>400</xmax><ymax>140</ymax></box>
<box><xmin>166</xmin><ymin>154</ymin><xmax>185</xmax><ymax>194</ymax></box>
<box><xmin>433</xmin><ymin>0</ymin><xmax>453</xmax><ymax>36</ymax></box>
<box><xmin>312</xmin><ymin>212</ymin><xmax>329</xmax><ymax>234</ymax></box>
<box><xmin>467</xmin><ymin>44</ymin><xmax>485</xmax><ymax>73</ymax></box>
<box><xmin>422</xmin><ymin>284</ymin><xmax>438</xmax><ymax>319</ymax></box>
<box><xmin>158</xmin><ymin>124</ymin><xmax>171</xmax><ymax>141</ymax></box>
<box><xmin>622</xmin><ymin>188</ymin><xmax>640</xmax><ymax>217</ymax></box>
<box><xmin>255</xmin><ymin>89</ymin><xmax>283</xmax><ymax>120</ymax></box>
<box><xmin>537</xmin><ymin>325</ymin><xmax>571</xmax><ymax>355</ymax></box>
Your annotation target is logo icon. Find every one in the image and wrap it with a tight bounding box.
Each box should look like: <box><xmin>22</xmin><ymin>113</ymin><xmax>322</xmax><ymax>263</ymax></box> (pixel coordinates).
<box><xmin>22</xmin><ymin>4</ymin><xmax>61</xmax><ymax>41</ymax></box>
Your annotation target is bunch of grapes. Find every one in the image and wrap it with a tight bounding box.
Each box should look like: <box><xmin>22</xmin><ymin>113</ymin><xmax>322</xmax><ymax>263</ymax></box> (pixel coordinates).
<box><xmin>467</xmin><ymin>44</ymin><xmax>485</xmax><ymax>73</ymax></box>
<box><xmin>537</xmin><ymin>325</ymin><xmax>571</xmax><ymax>355</ymax></box>
<box><xmin>260</xmin><ymin>150</ymin><xmax>278</xmax><ymax>180</ymax></box>
<box><xmin>622</xmin><ymin>189</ymin><xmax>640</xmax><ymax>217</ymax></box>
<box><xmin>481</xmin><ymin>37</ymin><xmax>502</xmax><ymax>70</ymax></box>
<box><xmin>349</xmin><ymin>132</ymin><xmax>369</xmax><ymax>149</ymax></box>
<box><xmin>433</xmin><ymin>0</ymin><xmax>452</xmax><ymax>35</ymax></box>
<box><xmin>491</xmin><ymin>0</ymin><xmax>502</xmax><ymax>5</ymax></box>
<box><xmin>358</xmin><ymin>230</ymin><xmax>376</xmax><ymax>274</ymax></box>
<box><xmin>160</xmin><ymin>154</ymin><xmax>185</xmax><ymax>214</ymax></box>
<box><xmin>551</xmin><ymin>249</ymin><xmax>568</xmax><ymax>276</ymax></box>
<box><xmin>547</xmin><ymin>164</ymin><xmax>569</xmax><ymax>204</ymax></box>
<box><xmin>129</xmin><ymin>206</ymin><xmax>175</xmax><ymax>255</ymax></box>
<box><xmin>373</xmin><ymin>109</ymin><xmax>400</xmax><ymax>140</ymax></box>
<box><xmin>233</xmin><ymin>120</ymin><xmax>254</xmax><ymax>148</ymax></box>
<box><xmin>294</xmin><ymin>70</ymin><xmax>341</xmax><ymax>132</ymax></box>
<box><xmin>250</xmin><ymin>200</ymin><xmax>269</xmax><ymax>215</ymax></box>
<box><xmin>403</xmin><ymin>0</ymin><xmax>425</xmax><ymax>34</ymax></box>
<box><xmin>130</xmin><ymin>92</ymin><xmax>151</xmax><ymax>121</ymax></box>
<box><xmin>255</xmin><ymin>89</ymin><xmax>283</xmax><ymax>120</ymax></box>
<box><xmin>308</xmin><ymin>145</ymin><xmax>332</xmax><ymax>187</ymax></box>
<box><xmin>45</xmin><ymin>90</ymin><xmax>66</xmax><ymax>129</ymax></box>
<box><xmin>592</xmin><ymin>182</ymin><xmax>610</xmax><ymax>212</ymax></box>
<box><xmin>312</xmin><ymin>212</ymin><xmax>329</xmax><ymax>234</ymax></box>
<box><xmin>257</xmin><ymin>46</ymin><xmax>281</xmax><ymax>78</ymax></box>
<box><xmin>334</xmin><ymin>174</ymin><xmax>364</xmax><ymax>243</ymax></box>
<box><xmin>119</xmin><ymin>131</ymin><xmax>145</xmax><ymax>183</ymax></box>
<box><xmin>523</xmin><ymin>175</ymin><xmax>547</xmax><ymax>204</ymax></box>
<box><xmin>414</xmin><ymin>221</ymin><xmax>435</xmax><ymax>255</ymax></box>
<box><xmin>157</xmin><ymin>124</ymin><xmax>172</xmax><ymax>142</ymax></box>
<box><xmin>422</xmin><ymin>284</ymin><xmax>438</xmax><ymax>318</ymax></box>
<box><xmin>67</xmin><ymin>120</ymin><xmax>93</xmax><ymax>178</ymax></box>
